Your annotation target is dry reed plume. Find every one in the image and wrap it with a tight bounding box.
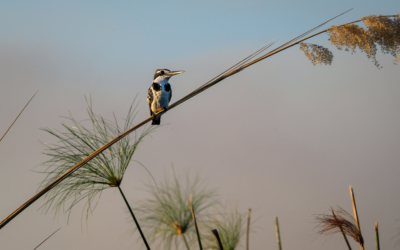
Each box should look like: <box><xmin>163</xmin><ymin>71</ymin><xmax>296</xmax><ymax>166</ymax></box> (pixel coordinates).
<box><xmin>300</xmin><ymin>43</ymin><xmax>333</xmax><ymax>65</ymax></box>
<box><xmin>327</xmin><ymin>14</ymin><xmax>400</xmax><ymax>67</ymax></box>
<box><xmin>315</xmin><ymin>206</ymin><xmax>363</xmax><ymax>246</ymax></box>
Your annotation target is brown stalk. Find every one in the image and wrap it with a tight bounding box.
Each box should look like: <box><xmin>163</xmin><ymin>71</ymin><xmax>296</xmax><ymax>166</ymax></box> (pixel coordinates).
<box><xmin>275</xmin><ymin>216</ymin><xmax>282</xmax><ymax>250</ymax></box>
<box><xmin>350</xmin><ymin>186</ymin><xmax>364</xmax><ymax>250</ymax></box>
<box><xmin>0</xmin><ymin>91</ymin><xmax>38</xmax><ymax>142</ymax></box>
<box><xmin>187</xmin><ymin>196</ymin><xmax>203</xmax><ymax>250</ymax></box>
<box><xmin>0</xmin><ymin>11</ymin><xmax>355</xmax><ymax>229</ymax></box>
<box><xmin>33</xmin><ymin>227</ymin><xmax>61</xmax><ymax>250</ymax></box>
<box><xmin>331</xmin><ymin>207</ymin><xmax>352</xmax><ymax>250</ymax></box>
<box><xmin>211</xmin><ymin>229</ymin><xmax>224</xmax><ymax>250</ymax></box>
<box><xmin>246</xmin><ymin>208</ymin><xmax>251</xmax><ymax>250</ymax></box>
<box><xmin>375</xmin><ymin>222</ymin><xmax>380</xmax><ymax>250</ymax></box>
<box><xmin>315</xmin><ymin>206</ymin><xmax>362</xmax><ymax>247</ymax></box>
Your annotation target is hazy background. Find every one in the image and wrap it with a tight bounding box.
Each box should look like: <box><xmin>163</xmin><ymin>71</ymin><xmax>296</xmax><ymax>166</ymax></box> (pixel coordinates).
<box><xmin>1</xmin><ymin>0</ymin><xmax>400</xmax><ymax>249</ymax></box>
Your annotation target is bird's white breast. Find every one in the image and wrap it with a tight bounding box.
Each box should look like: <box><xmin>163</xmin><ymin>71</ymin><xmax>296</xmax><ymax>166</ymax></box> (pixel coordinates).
<box><xmin>151</xmin><ymin>78</ymin><xmax>171</xmax><ymax>113</ymax></box>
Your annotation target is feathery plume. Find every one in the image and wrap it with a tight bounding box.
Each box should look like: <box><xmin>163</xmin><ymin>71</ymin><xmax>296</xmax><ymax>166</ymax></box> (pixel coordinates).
<box><xmin>315</xmin><ymin>206</ymin><xmax>363</xmax><ymax>246</ymax></box>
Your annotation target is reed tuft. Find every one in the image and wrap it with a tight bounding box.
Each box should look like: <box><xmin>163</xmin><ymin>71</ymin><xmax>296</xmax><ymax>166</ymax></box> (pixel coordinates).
<box><xmin>38</xmin><ymin>96</ymin><xmax>156</xmax><ymax>220</ymax></box>
<box><xmin>204</xmin><ymin>205</ymin><xmax>245</xmax><ymax>250</ymax></box>
<box><xmin>314</xmin><ymin>206</ymin><xmax>363</xmax><ymax>246</ymax></box>
<box><xmin>133</xmin><ymin>167</ymin><xmax>217</xmax><ymax>250</ymax></box>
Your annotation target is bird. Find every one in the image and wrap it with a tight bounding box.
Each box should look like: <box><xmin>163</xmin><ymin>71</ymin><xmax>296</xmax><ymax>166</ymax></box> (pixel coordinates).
<box><xmin>147</xmin><ymin>69</ymin><xmax>185</xmax><ymax>125</ymax></box>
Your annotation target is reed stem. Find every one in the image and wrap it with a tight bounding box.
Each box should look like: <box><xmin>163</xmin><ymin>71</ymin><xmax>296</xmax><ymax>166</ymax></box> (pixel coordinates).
<box><xmin>331</xmin><ymin>207</ymin><xmax>352</xmax><ymax>250</ymax></box>
<box><xmin>212</xmin><ymin>229</ymin><xmax>224</xmax><ymax>250</ymax></box>
<box><xmin>375</xmin><ymin>222</ymin><xmax>380</xmax><ymax>250</ymax></box>
<box><xmin>246</xmin><ymin>208</ymin><xmax>252</xmax><ymax>250</ymax></box>
<box><xmin>118</xmin><ymin>186</ymin><xmax>151</xmax><ymax>250</ymax></box>
<box><xmin>349</xmin><ymin>185</ymin><xmax>364</xmax><ymax>250</ymax></box>
<box><xmin>1</xmin><ymin>90</ymin><xmax>38</xmax><ymax>142</ymax></box>
<box><xmin>33</xmin><ymin>227</ymin><xmax>61</xmax><ymax>250</ymax></box>
<box><xmin>182</xmin><ymin>234</ymin><xmax>191</xmax><ymax>250</ymax></box>
<box><xmin>187</xmin><ymin>197</ymin><xmax>203</xmax><ymax>250</ymax></box>
<box><xmin>275</xmin><ymin>216</ymin><xmax>282</xmax><ymax>250</ymax></box>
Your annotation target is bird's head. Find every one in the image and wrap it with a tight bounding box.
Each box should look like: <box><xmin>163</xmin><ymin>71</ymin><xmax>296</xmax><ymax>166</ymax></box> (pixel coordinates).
<box><xmin>153</xmin><ymin>69</ymin><xmax>185</xmax><ymax>81</ymax></box>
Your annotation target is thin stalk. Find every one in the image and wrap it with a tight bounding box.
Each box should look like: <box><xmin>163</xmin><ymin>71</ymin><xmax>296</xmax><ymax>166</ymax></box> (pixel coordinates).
<box><xmin>187</xmin><ymin>197</ymin><xmax>203</xmax><ymax>250</ymax></box>
<box><xmin>1</xmin><ymin>90</ymin><xmax>38</xmax><ymax>142</ymax></box>
<box><xmin>118</xmin><ymin>186</ymin><xmax>150</xmax><ymax>250</ymax></box>
<box><xmin>246</xmin><ymin>208</ymin><xmax>252</xmax><ymax>250</ymax></box>
<box><xmin>331</xmin><ymin>207</ymin><xmax>352</xmax><ymax>250</ymax></box>
<box><xmin>182</xmin><ymin>234</ymin><xmax>191</xmax><ymax>250</ymax></box>
<box><xmin>350</xmin><ymin>185</ymin><xmax>364</xmax><ymax>250</ymax></box>
<box><xmin>212</xmin><ymin>229</ymin><xmax>224</xmax><ymax>250</ymax></box>
<box><xmin>375</xmin><ymin>222</ymin><xmax>380</xmax><ymax>250</ymax></box>
<box><xmin>275</xmin><ymin>217</ymin><xmax>282</xmax><ymax>250</ymax></box>
<box><xmin>33</xmin><ymin>227</ymin><xmax>61</xmax><ymax>250</ymax></box>
<box><xmin>0</xmin><ymin>11</ymin><xmax>362</xmax><ymax>229</ymax></box>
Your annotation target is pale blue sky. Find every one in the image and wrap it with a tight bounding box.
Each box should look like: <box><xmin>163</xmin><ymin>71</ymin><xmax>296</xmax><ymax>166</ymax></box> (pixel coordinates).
<box><xmin>1</xmin><ymin>1</ymin><xmax>400</xmax><ymax>250</ymax></box>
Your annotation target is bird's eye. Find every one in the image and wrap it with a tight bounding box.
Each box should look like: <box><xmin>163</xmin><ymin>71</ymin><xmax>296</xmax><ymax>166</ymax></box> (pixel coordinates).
<box><xmin>160</xmin><ymin>70</ymin><xmax>164</xmax><ymax>75</ymax></box>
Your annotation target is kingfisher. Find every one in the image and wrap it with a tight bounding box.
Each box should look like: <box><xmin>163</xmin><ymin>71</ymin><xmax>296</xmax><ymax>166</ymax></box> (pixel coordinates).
<box><xmin>147</xmin><ymin>69</ymin><xmax>185</xmax><ymax>125</ymax></box>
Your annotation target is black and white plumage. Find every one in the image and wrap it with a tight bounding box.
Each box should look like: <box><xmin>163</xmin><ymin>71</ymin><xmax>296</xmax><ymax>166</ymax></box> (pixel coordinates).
<box><xmin>147</xmin><ymin>69</ymin><xmax>185</xmax><ymax>125</ymax></box>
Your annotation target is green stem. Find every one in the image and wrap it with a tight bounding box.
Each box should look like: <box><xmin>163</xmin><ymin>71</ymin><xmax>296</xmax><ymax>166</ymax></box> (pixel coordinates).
<box><xmin>118</xmin><ymin>186</ymin><xmax>151</xmax><ymax>250</ymax></box>
<box><xmin>182</xmin><ymin>234</ymin><xmax>191</xmax><ymax>250</ymax></box>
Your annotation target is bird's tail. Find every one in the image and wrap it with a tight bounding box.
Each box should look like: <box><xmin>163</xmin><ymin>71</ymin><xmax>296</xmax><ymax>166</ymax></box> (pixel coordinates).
<box><xmin>152</xmin><ymin>116</ymin><xmax>161</xmax><ymax>125</ymax></box>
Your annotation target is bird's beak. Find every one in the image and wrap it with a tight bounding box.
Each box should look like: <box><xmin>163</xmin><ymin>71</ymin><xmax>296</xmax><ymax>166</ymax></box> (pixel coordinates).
<box><xmin>166</xmin><ymin>70</ymin><xmax>185</xmax><ymax>76</ymax></box>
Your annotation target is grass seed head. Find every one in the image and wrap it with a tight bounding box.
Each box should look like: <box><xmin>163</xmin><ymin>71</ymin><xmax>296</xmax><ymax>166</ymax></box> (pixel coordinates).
<box><xmin>300</xmin><ymin>43</ymin><xmax>334</xmax><ymax>65</ymax></box>
<box><xmin>328</xmin><ymin>14</ymin><xmax>400</xmax><ymax>67</ymax></box>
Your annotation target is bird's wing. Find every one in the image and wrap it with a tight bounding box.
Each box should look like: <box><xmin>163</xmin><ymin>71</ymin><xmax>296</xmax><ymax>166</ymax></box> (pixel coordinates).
<box><xmin>147</xmin><ymin>87</ymin><xmax>153</xmax><ymax>116</ymax></box>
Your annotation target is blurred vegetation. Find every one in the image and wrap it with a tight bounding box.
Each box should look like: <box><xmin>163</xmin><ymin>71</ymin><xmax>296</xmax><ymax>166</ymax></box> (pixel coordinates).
<box><xmin>133</xmin><ymin>167</ymin><xmax>218</xmax><ymax>250</ymax></box>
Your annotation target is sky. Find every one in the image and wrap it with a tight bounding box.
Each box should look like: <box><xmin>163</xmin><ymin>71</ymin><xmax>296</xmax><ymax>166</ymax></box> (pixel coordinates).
<box><xmin>1</xmin><ymin>0</ymin><xmax>400</xmax><ymax>249</ymax></box>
